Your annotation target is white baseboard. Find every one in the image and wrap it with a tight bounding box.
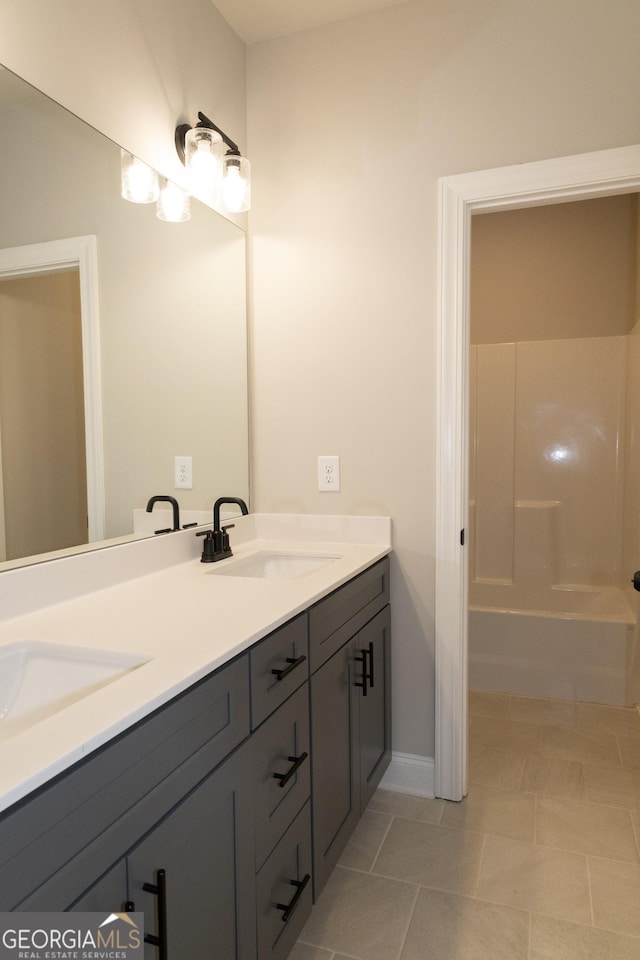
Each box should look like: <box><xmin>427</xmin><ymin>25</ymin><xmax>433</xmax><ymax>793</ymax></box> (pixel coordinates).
<box><xmin>379</xmin><ymin>752</ymin><xmax>435</xmax><ymax>798</ymax></box>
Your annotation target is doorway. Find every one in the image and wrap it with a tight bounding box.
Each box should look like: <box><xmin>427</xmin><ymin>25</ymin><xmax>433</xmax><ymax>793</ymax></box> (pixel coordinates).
<box><xmin>434</xmin><ymin>144</ymin><xmax>640</xmax><ymax>802</ymax></box>
<box><xmin>0</xmin><ymin>269</ymin><xmax>88</xmax><ymax>560</ymax></box>
<box><xmin>0</xmin><ymin>236</ymin><xmax>105</xmax><ymax>562</ymax></box>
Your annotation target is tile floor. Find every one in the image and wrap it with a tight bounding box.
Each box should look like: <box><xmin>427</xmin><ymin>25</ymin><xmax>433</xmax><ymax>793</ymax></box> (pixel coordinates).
<box><xmin>293</xmin><ymin>691</ymin><xmax>640</xmax><ymax>959</ymax></box>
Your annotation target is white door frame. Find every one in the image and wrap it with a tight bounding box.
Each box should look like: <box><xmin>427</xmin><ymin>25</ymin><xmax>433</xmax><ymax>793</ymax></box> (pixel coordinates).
<box><xmin>0</xmin><ymin>235</ymin><xmax>105</xmax><ymax>547</ymax></box>
<box><xmin>434</xmin><ymin>144</ymin><xmax>640</xmax><ymax>801</ymax></box>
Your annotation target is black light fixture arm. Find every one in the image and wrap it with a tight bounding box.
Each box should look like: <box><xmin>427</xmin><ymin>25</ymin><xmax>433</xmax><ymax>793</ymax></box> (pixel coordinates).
<box><xmin>197</xmin><ymin>111</ymin><xmax>240</xmax><ymax>155</ymax></box>
<box><xmin>175</xmin><ymin>111</ymin><xmax>242</xmax><ymax>165</ymax></box>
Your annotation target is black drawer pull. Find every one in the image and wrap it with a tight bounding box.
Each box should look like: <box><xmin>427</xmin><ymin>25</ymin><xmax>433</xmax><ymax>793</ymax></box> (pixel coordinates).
<box><xmin>137</xmin><ymin>868</ymin><xmax>167</xmax><ymax>960</ymax></box>
<box><xmin>272</xmin><ymin>751</ymin><xmax>308</xmax><ymax>788</ymax></box>
<box><xmin>354</xmin><ymin>641</ymin><xmax>374</xmax><ymax>697</ymax></box>
<box><xmin>276</xmin><ymin>873</ymin><xmax>311</xmax><ymax>923</ymax></box>
<box><xmin>271</xmin><ymin>654</ymin><xmax>307</xmax><ymax>682</ymax></box>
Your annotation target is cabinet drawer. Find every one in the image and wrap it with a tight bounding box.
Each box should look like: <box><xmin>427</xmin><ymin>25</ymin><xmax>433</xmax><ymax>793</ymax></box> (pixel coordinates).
<box><xmin>251</xmin><ymin>684</ymin><xmax>310</xmax><ymax>870</ymax></box>
<box><xmin>256</xmin><ymin>801</ymin><xmax>312</xmax><ymax>960</ymax></box>
<box><xmin>0</xmin><ymin>653</ymin><xmax>250</xmax><ymax>910</ymax></box>
<box><xmin>309</xmin><ymin>557</ymin><xmax>390</xmax><ymax>671</ymax></box>
<box><xmin>250</xmin><ymin>614</ymin><xmax>308</xmax><ymax>728</ymax></box>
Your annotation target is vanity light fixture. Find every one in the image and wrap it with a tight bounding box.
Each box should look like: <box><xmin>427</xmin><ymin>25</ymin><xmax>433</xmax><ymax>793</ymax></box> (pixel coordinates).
<box><xmin>120</xmin><ymin>149</ymin><xmax>159</xmax><ymax>203</ymax></box>
<box><xmin>175</xmin><ymin>112</ymin><xmax>251</xmax><ymax>213</ymax></box>
<box><xmin>156</xmin><ymin>178</ymin><xmax>190</xmax><ymax>222</ymax></box>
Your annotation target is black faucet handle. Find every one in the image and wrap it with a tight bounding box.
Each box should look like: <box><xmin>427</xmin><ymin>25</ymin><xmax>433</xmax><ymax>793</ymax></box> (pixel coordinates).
<box><xmin>197</xmin><ymin>529</ymin><xmax>218</xmax><ymax>563</ymax></box>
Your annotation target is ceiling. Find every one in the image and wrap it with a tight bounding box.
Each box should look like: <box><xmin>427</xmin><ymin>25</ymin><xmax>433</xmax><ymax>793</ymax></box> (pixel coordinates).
<box><xmin>211</xmin><ymin>0</ymin><xmax>407</xmax><ymax>44</ymax></box>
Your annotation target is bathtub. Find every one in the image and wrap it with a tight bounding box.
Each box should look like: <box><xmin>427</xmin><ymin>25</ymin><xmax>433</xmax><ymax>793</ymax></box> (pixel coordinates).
<box><xmin>468</xmin><ymin>582</ymin><xmax>636</xmax><ymax>705</ymax></box>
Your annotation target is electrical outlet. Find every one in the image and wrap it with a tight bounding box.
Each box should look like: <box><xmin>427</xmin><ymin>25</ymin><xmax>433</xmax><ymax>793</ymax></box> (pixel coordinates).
<box><xmin>318</xmin><ymin>455</ymin><xmax>340</xmax><ymax>492</ymax></box>
<box><xmin>174</xmin><ymin>456</ymin><xmax>193</xmax><ymax>489</ymax></box>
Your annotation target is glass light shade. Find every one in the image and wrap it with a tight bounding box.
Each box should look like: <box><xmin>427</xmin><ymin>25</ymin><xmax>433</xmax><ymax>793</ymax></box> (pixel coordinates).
<box><xmin>120</xmin><ymin>149</ymin><xmax>160</xmax><ymax>203</ymax></box>
<box><xmin>221</xmin><ymin>154</ymin><xmax>251</xmax><ymax>213</ymax></box>
<box><xmin>184</xmin><ymin>126</ymin><xmax>223</xmax><ymax>203</ymax></box>
<box><xmin>156</xmin><ymin>179</ymin><xmax>190</xmax><ymax>222</ymax></box>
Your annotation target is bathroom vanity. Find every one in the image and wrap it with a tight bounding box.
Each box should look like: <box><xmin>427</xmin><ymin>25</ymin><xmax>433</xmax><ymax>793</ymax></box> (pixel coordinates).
<box><xmin>0</xmin><ymin>515</ymin><xmax>391</xmax><ymax>960</ymax></box>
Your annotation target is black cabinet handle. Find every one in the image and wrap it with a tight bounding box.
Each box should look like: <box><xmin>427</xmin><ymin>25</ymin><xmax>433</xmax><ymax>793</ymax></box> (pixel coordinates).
<box><xmin>133</xmin><ymin>868</ymin><xmax>167</xmax><ymax>960</ymax></box>
<box><xmin>354</xmin><ymin>641</ymin><xmax>373</xmax><ymax>697</ymax></box>
<box><xmin>272</xmin><ymin>751</ymin><xmax>308</xmax><ymax>788</ymax></box>
<box><xmin>276</xmin><ymin>873</ymin><xmax>311</xmax><ymax>923</ymax></box>
<box><xmin>271</xmin><ymin>654</ymin><xmax>307</xmax><ymax>682</ymax></box>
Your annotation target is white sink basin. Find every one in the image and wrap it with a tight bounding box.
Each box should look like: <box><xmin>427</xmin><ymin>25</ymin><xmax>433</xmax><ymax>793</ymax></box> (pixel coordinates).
<box><xmin>208</xmin><ymin>550</ymin><xmax>343</xmax><ymax>579</ymax></box>
<box><xmin>0</xmin><ymin>641</ymin><xmax>150</xmax><ymax>739</ymax></box>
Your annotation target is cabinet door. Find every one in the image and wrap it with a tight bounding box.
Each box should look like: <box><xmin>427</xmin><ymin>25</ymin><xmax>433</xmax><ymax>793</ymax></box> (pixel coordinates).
<box><xmin>309</xmin><ymin>641</ymin><xmax>359</xmax><ymax>898</ymax></box>
<box><xmin>356</xmin><ymin>605</ymin><xmax>391</xmax><ymax>811</ymax></box>
<box><xmin>67</xmin><ymin>861</ymin><xmax>128</xmax><ymax>912</ymax></box>
<box><xmin>126</xmin><ymin>748</ymin><xmax>254</xmax><ymax>960</ymax></box>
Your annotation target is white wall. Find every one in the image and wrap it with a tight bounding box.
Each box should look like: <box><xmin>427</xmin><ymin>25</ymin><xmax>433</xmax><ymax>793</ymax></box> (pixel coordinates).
<box><xmin>247</xmin><ymin>0</ymin><xmax>640</xmax><ymax>758</ymax></box>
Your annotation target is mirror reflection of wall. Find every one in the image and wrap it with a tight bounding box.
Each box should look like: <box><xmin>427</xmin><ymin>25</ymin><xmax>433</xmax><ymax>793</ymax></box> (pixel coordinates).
<box><xmin>0</xmin><ymin>65</ymin><xmax>249</xmax><ymax>566</ymax></box>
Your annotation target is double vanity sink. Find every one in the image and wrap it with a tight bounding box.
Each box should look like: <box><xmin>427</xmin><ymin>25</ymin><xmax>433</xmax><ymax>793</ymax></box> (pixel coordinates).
<box><xmin>0</xmin><ymin>513</ymin><xmax>391</xmax><ymax>811</ymax></box>
<box><xmin>0</xmin><ymin>550</ymin><xmax>342</xmax><ymax>741</ymax></box>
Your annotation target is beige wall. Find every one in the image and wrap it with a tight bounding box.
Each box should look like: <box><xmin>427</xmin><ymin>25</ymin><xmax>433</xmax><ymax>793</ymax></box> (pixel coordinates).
<box><xmin>471</xmin><ymin>196</ymin><xmax>638</xmax><ymax>344</ymax></box>
<box><xmin>247</xmin><ymin>0</ymin><xmax>640</xmax><ymax>757</ymax></box>
<box><xmin>2</xmin><ymin>0</ymin><xmax>640</xmax><ymax>758</ymax></box>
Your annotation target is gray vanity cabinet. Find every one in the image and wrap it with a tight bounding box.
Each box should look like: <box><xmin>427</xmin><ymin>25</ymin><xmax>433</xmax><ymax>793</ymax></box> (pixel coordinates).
<box><xmin>308</xmin><ymin>558</ymin><xmax>391</xmax><ymax>897</ymax></box>
<box><xmin>248</xmin><ymin>625</ymin><xmax>313</xmax><ymax>960</ymax></box>
<box><xmin>357</xmin><ymin>604</ymin><xmax>392</xmax><ymax>811</ymax></box>
<box><xmin>0</xmin><ymin>653</ymin><xmax>251</xmax><ymax>914</ymax></box>
<box><xmin>70</xmin><ymin>747</ymin><xmax>255</xmax><ymax>960</ymax></box>
<box><xmin>125</xmin><ymin>747</ymin><xmax>254</xmax><ymax>960</ymax></box>
<box><xmin>0</xmin><ymin>555</ymin><xmax>390</xmax><ymax>960</ymax></box>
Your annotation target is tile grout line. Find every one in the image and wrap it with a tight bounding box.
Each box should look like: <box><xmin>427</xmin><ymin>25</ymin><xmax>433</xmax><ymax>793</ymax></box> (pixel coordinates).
<box><xmin>471</xmin><ymin>831</ymin><xmax>488</xmax><ymax>899</ymax></box>
<box><xmin>585</xmin><ymin>855</ymin><xmax>596</xmax><ymax>928</ymax></box>
<box><xmin>632</xmin><ymin>811</ymin><xmax>640</xmax><ymax>860</ymax></box>
<box><xmin>392</xmin><ymin>881</ymin><xmax>421</xmax><ymax>960</ymax></box>
<box><xmin>367</xmin><ymin>812</ymin><xmax>395</xmax><ymax>874</ymax></box>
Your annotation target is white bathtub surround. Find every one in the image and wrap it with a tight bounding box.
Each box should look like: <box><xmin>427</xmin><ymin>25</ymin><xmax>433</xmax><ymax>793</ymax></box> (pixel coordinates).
<box><xmin>0</xmin><ymin>513</ymin><xmax>391</xmax><ymax>811</ymax></box>
<box><xmin>469</xmin><ymin>599</ymin><xmax>635</xmax><ymax>706</ymax></box>
<box><xmin>469</xmin><ymin>338</ymin><xmax>626</xmax><ymax>590</ymax></box>
<box><xmin>468</xmin><ymin>335</ymin><xmax>640</xmax><ymax>707</ymax></box>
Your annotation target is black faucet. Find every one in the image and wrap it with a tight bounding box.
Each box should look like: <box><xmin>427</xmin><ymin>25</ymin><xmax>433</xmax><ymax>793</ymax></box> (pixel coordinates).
<box><xmin>146</xmin><ymin>495</ymin><xmax>180</xmax><ymax>533</ymax></box>
<box><xmin>197</xmin><ymin>496</ymin><xmax>249</xmax><ymax>563</ymax></box>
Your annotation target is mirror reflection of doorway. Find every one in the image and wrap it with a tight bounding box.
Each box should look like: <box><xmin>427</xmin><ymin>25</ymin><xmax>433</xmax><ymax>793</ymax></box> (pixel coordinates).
<box><xmin>0</xmin><ymin>268</ymin><xmax>88</xmax><ymax>561</ymax></box>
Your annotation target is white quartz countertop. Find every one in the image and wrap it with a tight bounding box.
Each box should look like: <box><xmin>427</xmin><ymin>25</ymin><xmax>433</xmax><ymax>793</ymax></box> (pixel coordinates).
<box><xmin>0</xmin><ymin>514</ymin><xmax>391</xmax><ymax>812</ymax></box>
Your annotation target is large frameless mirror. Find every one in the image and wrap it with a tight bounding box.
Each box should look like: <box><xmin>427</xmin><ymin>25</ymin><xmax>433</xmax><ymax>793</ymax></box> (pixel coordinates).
<box><xmin>0</xmin><ymin>65</ymin><xmax>249</xmax><ymax>569</ymax></box>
